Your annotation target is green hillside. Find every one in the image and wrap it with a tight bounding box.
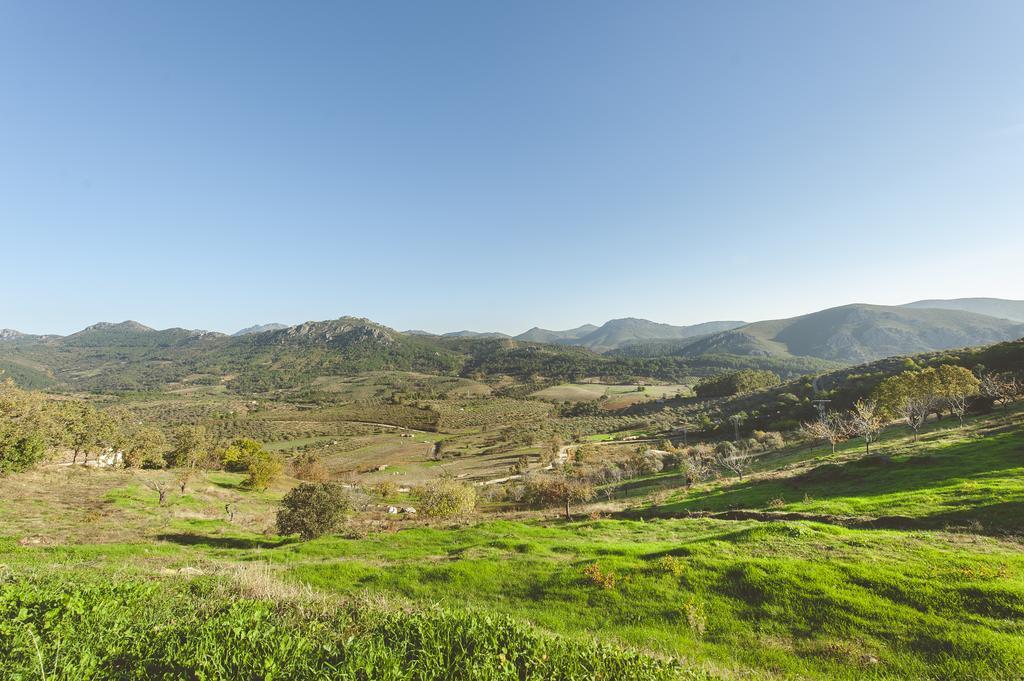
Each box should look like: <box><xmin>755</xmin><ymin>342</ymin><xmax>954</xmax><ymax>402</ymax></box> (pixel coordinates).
<box><xmin>682</xmin><ymin>304</ymin><xmax>1024</xmax><ymax>363</ymax></box>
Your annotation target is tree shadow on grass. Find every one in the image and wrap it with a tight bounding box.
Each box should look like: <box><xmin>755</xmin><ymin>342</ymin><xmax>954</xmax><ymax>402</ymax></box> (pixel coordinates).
<box><xmin>647</xmin><ymin>432</ymin><xmax>1023</xmax><ymax>518</ymax></box>
<box><xmin>156</xmin><ymin>533</ymin><xmax>296</xmax><ymax>550</ymax></box>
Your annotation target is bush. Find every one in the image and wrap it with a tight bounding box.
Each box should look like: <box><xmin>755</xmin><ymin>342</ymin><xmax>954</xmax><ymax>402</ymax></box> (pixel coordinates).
<box><xmin>276</xmin><ymin>482</ymin><xmax>352</xmax><ymax>539</ymax></box>
<box><xmin>0</xmin><ymin>432</ymin><xmax>46</xmax><ymax>474</ymax></box>
<box><xmin>220</xmin><ymin>438</ymin><xmax>263</xmax><ymax>472</ymax></box>
<box><xmin>292</xmin><ymin>454</ymin><xmax>329</xmax><ymax>482</ymax></box>
<box><xmin>416</xmin><ymin>479</ymin><xmax>477</xmax><ymax>517</ymax></box>
<box><xmin>243</xmin><ymin>451</ymin><xmax>283</xmax><ymax>491</ymax></box>
<box><xmin>695</xmin><ymin>370</ymin><xmax>781</xmax><ymax>398</ymax></box>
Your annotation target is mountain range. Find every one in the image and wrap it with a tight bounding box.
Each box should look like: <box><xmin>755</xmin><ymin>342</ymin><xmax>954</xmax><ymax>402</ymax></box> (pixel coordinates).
<box><xmin>679</xmin><ymin>303</ymin><xmax>1024</xmax><ymax>364</ymax></box>
<box><xmin>1</xmin><ymin>298</ymin><xmax>1021</xmax><ymax>392</ymax></box>
<box><xmin>902</xmin><ymin>297</ymin><xmax>1024</xmax><ymax>322</ymax></box>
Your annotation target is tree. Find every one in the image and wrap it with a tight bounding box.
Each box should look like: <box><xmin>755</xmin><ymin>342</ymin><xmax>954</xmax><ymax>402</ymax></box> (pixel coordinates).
<box><xmin>801</xmin><ymin>411</ymin><xmax>847</xmax><ymax>454</ymax></box>
<box><xmin>416</xmin><ymin>479</ymin><xmax>477</xmax><ymax>517</ymax></box>
<box><xmin>142</xmin><ymin>476</ymin><xmax>170</xmax><ymax>506</ymax></box>
<box><xmin>292</xmin><ymin>454</ymin><xmax>330</xmax><ymax>482</ymax></box>
<box><xmin>524</xmin><ymin>473</ymin><xmax>595</xmax><ymax>520</ymax></box>
<box><xmin>713</xmin><ymin>441</ymin><xmax>751</xmax><ymax>480</ymax></box>
<box><xmin>848</xmin><ymin>400</ymin><xmax>882</xmax><ymax>454</ymax></box>
<box><xmin>122</xmin><ymin>426</ymin><xmax>168</xmax><ymax>468</ymax></box>
<box><xmin>167</xmin><ymin>425</ymin><xmax>210</xmax><ymax>469</ymax></box>
<box><xmin>220</xmin><ymin>437</ymin><xmax>263</xmax><ymax>472</ymax></box>
<box><xmin>58</xmin><ymin>402</ymin><xmax>104</xmax><ymax>464</ymax></box>
<box><xmin>980</xmin><ymin>372</ymin><xmax>1018</xmax><ymax>410</ymax></box>
<box><xmin>874</xmin><ymin>369</ymin><xmax>940</xmax><ymax>442</ymax></box>
<box><xmin>243</xmin><ymin>452</ymin><xmax>283</xmax><ymax>491</ymax></box>
<box><xmin>935</xmin><ymin>364</ymin><xmax>981</xmax><ymax>427</ymax></box>
<box><xmin>679</xmin><ymin>451</ymin><xmax>714</xmax><ymax>488</ymax></box>
<box><xmin>176</xmin><ymin>468</ymin><xmax>194</xmax><ymax>494</ymax></box>
<box><xmin>276</xmin><ymin>482</ymin><xmax>352</xmax><ymax>540</ymax></box>
<box><xmin>0</xmin><ymin>380</ymin><xmax>55</xmax><ymax>473</ymax></box>
<box><xmin>727</xmin><ymin>412</ymin><xmax>748</xmax><ymax>442</ymax></box>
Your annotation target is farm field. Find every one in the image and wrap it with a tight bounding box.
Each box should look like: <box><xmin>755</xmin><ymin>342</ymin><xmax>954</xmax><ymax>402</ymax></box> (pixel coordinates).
<box><xmin>532</xmin><ymin>383</ymin><xmax>694</xmax><ymax>406</ymax></box>
<box><xmin>2</xmin><ymin>403</ymin><xmax>1024</xmax><ymax>679</ymax></box>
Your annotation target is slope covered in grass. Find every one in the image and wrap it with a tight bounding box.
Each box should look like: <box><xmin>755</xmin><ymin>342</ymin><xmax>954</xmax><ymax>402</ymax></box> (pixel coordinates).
<box><xmin>650</xmin><ymin>412</ymin><xmax>1024</xmax><ymax>535</ymax></box>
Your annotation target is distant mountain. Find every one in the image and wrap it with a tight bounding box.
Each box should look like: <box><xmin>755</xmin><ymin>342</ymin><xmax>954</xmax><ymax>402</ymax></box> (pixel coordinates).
<box><xmin>61</xmin><ymin>321</ymin><xmax>223</xmax><ymax>348</ymax></box>
<box><xmin>902</xmin><ymin>298</ymin><xmax>1024</xmax><ymax>322</ymax></box>
<box><xmin>442</xmin><ymin>330</ymin><xmax>511</xmax><ymax>339</ymax></box>
<box><xmin>0</xmin><ymin>329</ymin><xmax>27</xmax><ymax>341</ymax></box>
<box><xmin>233</xmin><ymin>323</ymin><xmax>288</xmax><ymax>336</ymax></box>
<box><xmin>681</xmin><ymin>304</ymin><xmax>1024</xmax><ymax>363</ymax></box>
<box><xmin>547</xmin><ymin>318</ymin><xmax>746</xmax><ymax>353</ymax></box>
<box><xmin>515</xmin><ymin>324</ymin><xmax>599</xmax><ymax>344</ymax></box>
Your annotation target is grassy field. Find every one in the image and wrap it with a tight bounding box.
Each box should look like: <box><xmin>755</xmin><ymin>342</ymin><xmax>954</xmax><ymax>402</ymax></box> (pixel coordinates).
<box><xmin>532</xmin><ymin>383</ymin><xmax>693</xmax><ymax>406</ymax></box>
<box><xmin>645</xmin><ymin>406</ymin><xmax>1024</xmax><ymax>536</ymax></box>
<box><xmin>3</xmin><ymin>392</ymin><xmax>1024</xmax><ymax>678</ymax></box>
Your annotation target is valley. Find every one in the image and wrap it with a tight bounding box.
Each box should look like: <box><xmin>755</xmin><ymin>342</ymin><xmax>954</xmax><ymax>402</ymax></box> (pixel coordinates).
<box><xmin>1</xmin><ymin>302</ymin><xmax>1023</xmax><ymax>679</ymax></box>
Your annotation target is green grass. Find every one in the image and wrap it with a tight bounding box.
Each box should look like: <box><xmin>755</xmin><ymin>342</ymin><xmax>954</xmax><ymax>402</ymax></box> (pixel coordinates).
<box><xmin>4</xmin><ymin>515</ymin><xmax>1023</xmax><ymax>679</ymax></box>
<box><xmin>0</xmin><ymin>573</ymin><xmax>686</xmax><ymax>680</ymax></box>
<box><xmin>651</xmin><ymin>424</ymin><xmax>1024</xmax><ymax>535</ymax></box>
<box><xmin>3</xmin><ymin>406</ymin><xmax>1024</xmax><ymax>679</ymax></box>
<box><xmin>240</xmin><ymin>519</ymin><xmax>1024</xmax><ymax>679</ymax></box>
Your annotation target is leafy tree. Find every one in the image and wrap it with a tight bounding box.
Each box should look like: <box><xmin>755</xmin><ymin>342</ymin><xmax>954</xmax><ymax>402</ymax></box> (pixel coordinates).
<box><xmin>167</xmin><ymin>425</ymin><xmax>210</xmax><ymax>469</ymax></box>
<box><xmin>416</xmin><ymin>479</ymin><xmax>477</xmax><ymax>517</ymax></box>
<box><xmin>122</xmin><ymin>426</ymin><xmax>168</xmax><ymax>468</ymax></box>
<box><xmin>220</xmin><ymin>437</ymin><xmax>264</xmax><ymax>472</ymax></box>
<box><xmin>935</xmin><ymin>364</ymin><xmax>981</xmax><ymax>427</ymax></box>
<box><xmin>874</xmin><ymin>368</ymin><xmax>942</xmax><ymax>441</ymax></box>
<box><xmin>0</xmin><ymin>380</ymin><xmax>54</xmax><ymax>473</ymax></box>
<box><xmin>58</xmin><ymin>401</ymin><xmax>105</xmax><ymax>464</ymax></box>
<box><xmin>243</xmin><ymin>451</ymin><xmax>283</xmax><ymax>491</ymax></box>
<box><xmin>523</xmin><ymin>474</ymin><xmax>595</xmax><ymax>520</ymax></box>
<box><xmin>277</xmin><ymin>482</ymin><xmax>352</xmax><ymax>540</ymax></box>
<box><xmin>695</xmin><ymin>370</ymin><xmax>781</xmax><ymax>398</ymax></box>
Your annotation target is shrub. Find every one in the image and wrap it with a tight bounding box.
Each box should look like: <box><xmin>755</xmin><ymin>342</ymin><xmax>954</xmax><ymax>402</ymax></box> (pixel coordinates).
<box><xmin>655</xmin><ymin>555</ymin><xmax>687</xmax><ymax>579</ymax></box>
<box><xmin>292</xmin><ymin>455</ymin><xmax>329</xmax><ymax>482</ymax></box>
<box><xmin>695</xmin><ymin>370</ymin><xmax>781</xmax><ymax>398</ymax></box>
<box><xmin>220</xmin><ymin>438</ymin><xmax>263</xmax><ymax>472</ymax></box>
<box><xmin>0</xmin><ymin>433</ymin><xmax>46</xmax><ymax>474</ymax></box>
<box><xmin>243</xmin><ymin>451</ymin><xmax>283</xmax><ymax>491</ymax></box>
<box><xmin>373</xmin><ymin>480</ymin><xmax>399</xmax><ymax>499</ymax></box>
<box><xmin>416</xmin><ymin>479</ymin><xmax>477</xmax><ymax>517</ymax></box>
<box><xmin>582</xmin><ymin>563</ymin><xmax>617</xmax><ymax>589</ymax></box>
<box><xmin>276</xmin><ymin>482</ymin><xmax>352</xmax><ymax>539</ymax></box>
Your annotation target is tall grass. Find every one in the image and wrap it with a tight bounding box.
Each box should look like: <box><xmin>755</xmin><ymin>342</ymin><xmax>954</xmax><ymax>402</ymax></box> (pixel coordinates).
<box><xmin>0</xmin><ymin>574</ymin><xmax>695</xmax><ymax>680</ymax></box>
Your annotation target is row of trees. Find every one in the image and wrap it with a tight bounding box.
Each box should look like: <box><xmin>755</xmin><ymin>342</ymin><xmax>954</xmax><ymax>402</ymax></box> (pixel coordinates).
<box><xmin>1</xmin><ymin>380</ymin><xmax>284</xmax><ymax>502</ymax></box>
<box><xmin>803</xmin><ymin>368</ymin><xmax>1021</xmax><ymax>453</ymax></box>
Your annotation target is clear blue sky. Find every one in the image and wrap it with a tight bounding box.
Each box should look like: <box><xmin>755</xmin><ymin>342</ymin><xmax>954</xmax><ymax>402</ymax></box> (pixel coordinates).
<box><xmin>2</xmin><ymin>1</ymin><xmax>1022</xmax><ymax>335</ymax></box>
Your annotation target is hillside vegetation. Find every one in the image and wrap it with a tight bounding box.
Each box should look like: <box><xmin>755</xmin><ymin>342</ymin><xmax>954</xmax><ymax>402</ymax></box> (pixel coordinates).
<box><xmin>681</xmin><ymin>304</ymin><xmax>1024</xmax><ymax>363</ymax></box>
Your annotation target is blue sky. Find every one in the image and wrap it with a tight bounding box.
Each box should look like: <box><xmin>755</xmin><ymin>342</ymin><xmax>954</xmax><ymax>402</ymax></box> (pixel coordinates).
<box><xmin>2</xmin><ymin>2</ymin><xmax>1022</xmax><ymax>335</ymax></box>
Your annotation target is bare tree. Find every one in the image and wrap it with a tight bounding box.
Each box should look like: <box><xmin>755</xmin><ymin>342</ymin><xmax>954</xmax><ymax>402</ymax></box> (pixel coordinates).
<box><xmin>714</xmin><ymin>443</ymin><xmax>752</xmax><ymax>480</ymax></box>
<box><xmin>176</xmin><ymin>468</ymin><xmax>195</xmax><ymax>494</ymax></box>
<box><xmin>142</xmin><ymin>477</ymin><xmax>169</xmax><ymax>506</ymax></box>
<box><xmin>680</xmin><ymin>452</ymin><xmax>715</xmax><ymax>487</ymax></box>
<box><xmin>981</xmin><ymin>372</ymin><xmax>1019</xmax><ymax>410</ymax></box>
<box><xmin>848</xmin><ymin>400</ymin><xmax>882</xmax><ymax>454</ymax></box>
<box><xmin>801</xmin><ymin>411</ymin><xmax>848</xmax><ymax>454</ymax></box>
